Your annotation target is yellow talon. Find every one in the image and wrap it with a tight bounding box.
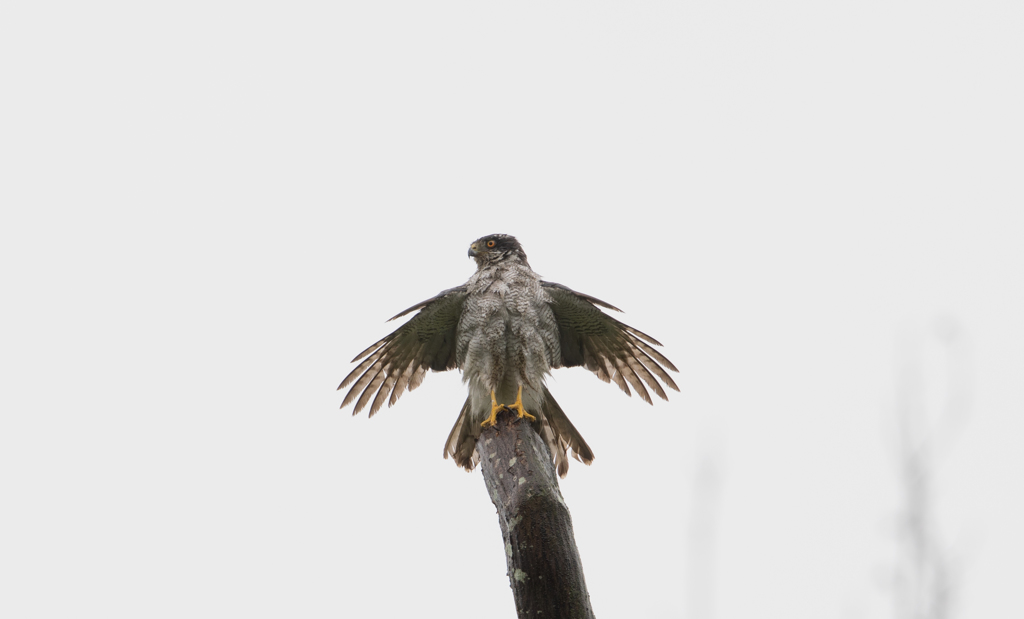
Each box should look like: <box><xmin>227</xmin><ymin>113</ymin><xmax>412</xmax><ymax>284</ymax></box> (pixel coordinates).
<box><xmin>480</xmin><ymin>386</ymin><xmax>536</xmax><ymax>427</ymax></box>
<box><xmin>509</xmin><ymin>385</ymin><xmax>537</xmax><ymax>422</ymax></box>
<box><xmin>481</xmin><ymin>390</ymin><xmax>502</xmax><ymax>427</ymax></box>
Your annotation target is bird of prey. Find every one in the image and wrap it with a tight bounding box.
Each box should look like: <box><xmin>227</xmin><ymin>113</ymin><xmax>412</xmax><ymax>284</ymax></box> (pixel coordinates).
<box><xmin>338</xmin><ymin>234</ymin><xmax>678</xmax><ymax>477</ymax></box>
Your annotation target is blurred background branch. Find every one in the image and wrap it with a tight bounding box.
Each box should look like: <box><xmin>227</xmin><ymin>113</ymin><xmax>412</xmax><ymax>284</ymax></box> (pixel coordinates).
<box><xmin>888</xmin><ymin>318</ymin><xmax>972</xmax><ymax>619</ymax></box>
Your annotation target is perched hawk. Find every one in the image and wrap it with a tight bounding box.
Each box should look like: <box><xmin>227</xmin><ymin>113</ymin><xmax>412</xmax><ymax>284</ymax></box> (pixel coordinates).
<box><xmin>339</xmin><ymin>234</ymin><xmax>678</xmax><ymax>477</ymax></box>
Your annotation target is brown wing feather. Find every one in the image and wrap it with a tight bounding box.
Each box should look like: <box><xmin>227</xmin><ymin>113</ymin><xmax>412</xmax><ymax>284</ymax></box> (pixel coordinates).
<box><xmin>338</xmin><ymin>286</ymin><xmax>468</xmax><ymax>415</ymax></box>
<box><xmin>542</xmin><ymin>281</ymin><xmax>679</xmax><ymax>403</ymax></box>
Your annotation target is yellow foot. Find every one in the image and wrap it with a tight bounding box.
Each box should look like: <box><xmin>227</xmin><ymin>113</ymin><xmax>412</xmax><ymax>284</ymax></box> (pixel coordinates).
<box><xmin>480</xmin><ymin>386</ymin><xmax>537</xmax><ymax>427</ymax></box>
<box><xmin>480</xmin><ymin>390</ymin><xmax>503</xmax><ymax>427</ymax></box>
<box><xmin>509</xmin><ymin>385</ymin><xmax>537</xmax><ymax>422</ymax></box>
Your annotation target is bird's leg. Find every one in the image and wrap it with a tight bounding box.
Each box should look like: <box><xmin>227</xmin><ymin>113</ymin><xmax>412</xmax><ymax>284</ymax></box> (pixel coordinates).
<box><xmin>508</xmin><ymin>384</ymin><xmax>537</xmax><ymax>422</ymax></box>
<box><xmin>481</xmin><ymin>390</ymin><xmax>504</xmax><ymax>427</ymax></box>
<box><xmin>480</xmin><ymin>386</ymin><xmax>536</xmax><ymax>427</ymax></box>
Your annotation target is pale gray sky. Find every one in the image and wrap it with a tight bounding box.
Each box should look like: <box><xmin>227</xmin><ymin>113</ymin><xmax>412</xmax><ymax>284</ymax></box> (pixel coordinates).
<box><xmin>2</xmin><ymin>2</ymin><xmax>1022</xmax><ymax>618</ymax></box>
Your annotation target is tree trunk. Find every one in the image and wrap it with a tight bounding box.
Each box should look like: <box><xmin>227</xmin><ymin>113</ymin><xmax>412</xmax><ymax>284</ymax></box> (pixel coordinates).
<box><xmin>478</xmin><ymin>409</ymin><xmax>596</xmax><ymax>619</ymax></box>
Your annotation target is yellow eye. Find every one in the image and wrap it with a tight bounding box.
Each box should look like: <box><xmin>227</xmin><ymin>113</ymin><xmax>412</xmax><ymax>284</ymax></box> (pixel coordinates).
<box><xmin>486</xmin><ymin>240</ymin><xmax>496</xmax><ymax>248</ymax></box>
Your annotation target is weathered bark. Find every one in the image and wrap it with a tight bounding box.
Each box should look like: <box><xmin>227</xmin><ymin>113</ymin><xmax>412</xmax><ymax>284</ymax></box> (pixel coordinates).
<box><xmin>478</xmin><ymin>409</ymin><xmax>596</xmax><ymax>619</ymax></box>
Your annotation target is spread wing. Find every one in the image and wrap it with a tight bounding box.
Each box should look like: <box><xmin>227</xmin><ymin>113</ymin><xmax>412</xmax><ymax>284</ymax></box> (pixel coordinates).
<box><xmin>338</xmin><ymin>286</ymin><xmax>468</xmax><ymax>416</ymax></box>
<box><xmin>542</xmin><ymin>281</ymin><xmax>679</xmax><ymax>404</ymax></box>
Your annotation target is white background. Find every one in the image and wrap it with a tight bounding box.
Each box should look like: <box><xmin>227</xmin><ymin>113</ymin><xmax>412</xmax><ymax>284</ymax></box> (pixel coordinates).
<box><xmin>2</xmin><ymin>2</ymin><xmax>1022</xmax><ymax>618</ymax></box>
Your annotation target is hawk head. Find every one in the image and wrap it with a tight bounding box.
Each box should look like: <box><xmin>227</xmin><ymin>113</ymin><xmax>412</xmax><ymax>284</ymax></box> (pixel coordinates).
<box><xmin>468</xmin><ymin>234</ymin><xmax>530</xmax><ymax>268</ymax></box>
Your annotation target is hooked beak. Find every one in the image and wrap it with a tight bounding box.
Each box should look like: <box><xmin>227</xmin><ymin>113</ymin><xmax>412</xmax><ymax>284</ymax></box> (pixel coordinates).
<box><xmin>468</xmin><ymin>244</ymin><xmax>478</xmax><ymax>258</ymax></box>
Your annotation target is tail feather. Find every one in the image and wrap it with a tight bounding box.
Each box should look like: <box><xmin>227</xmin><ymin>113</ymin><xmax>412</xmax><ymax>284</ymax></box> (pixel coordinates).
<box><xmin>539</xmin><ymin>386</ymin><xmax>594</xmax><ymax>478</ymax></box>
<box><xmin>443</xmin><ymin>396</ymin><xmax>480</xmax><ymax>472</ymax></box>
<box><xmin>442</xmin><ymin>387</ymin><xmax>594</xmax><ymax>478</ymax></box>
